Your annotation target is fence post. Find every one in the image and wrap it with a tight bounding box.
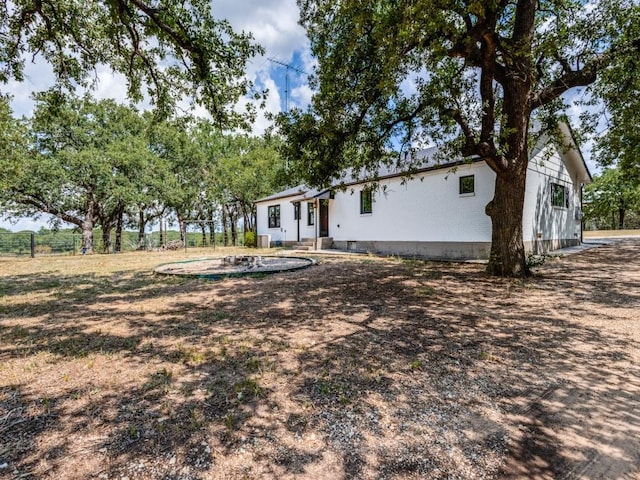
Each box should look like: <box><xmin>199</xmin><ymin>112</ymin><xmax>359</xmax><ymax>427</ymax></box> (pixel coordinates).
<box><xmin>30</xmin><ymin>232</ymin><xmax>35</xmax><ymax>258</ymax></box>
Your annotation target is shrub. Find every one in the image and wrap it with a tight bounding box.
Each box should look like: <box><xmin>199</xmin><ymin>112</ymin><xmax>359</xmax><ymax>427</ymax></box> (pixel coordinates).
<box><xmin>244</xmin><ymin>231</ymin><xmax>257</xmax><ymax>248</ymax></box>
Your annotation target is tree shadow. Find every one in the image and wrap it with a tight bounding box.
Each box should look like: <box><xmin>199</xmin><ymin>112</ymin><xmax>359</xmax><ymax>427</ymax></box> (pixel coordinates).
<box><xmin>1</xmin><ymin>241</ymin><xmax>639</xmax><ymax>478</ymax></box>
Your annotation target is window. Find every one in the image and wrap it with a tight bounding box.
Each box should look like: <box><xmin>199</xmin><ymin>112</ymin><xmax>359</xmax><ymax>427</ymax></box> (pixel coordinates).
<box><xmin>360</xmin><ymin>189</ymin><xmax>373</xmax><ymax>214</ymax></box>
<box><xmin>307</xmin><ymin>202</ymin><xmax>315</xmax><ymax>225</ymax></box>
<box><xmin>459</xmin><ymin>175</ymin><xmax>475</xmax><ymax>195</ymax></box>
<box><xmin>293</xmin><ymin>201</ymin><xmax>301</xmax><ymax>220</ymax></box>
<box><xmin>551</xmin><ymin>183</ymin><xmax>569</xmax><ymax>208</ymax></box>
<box><xmin>268</xmin><ymin>205</ymin><xmax>280</xmax><ymax>228</ymax></box>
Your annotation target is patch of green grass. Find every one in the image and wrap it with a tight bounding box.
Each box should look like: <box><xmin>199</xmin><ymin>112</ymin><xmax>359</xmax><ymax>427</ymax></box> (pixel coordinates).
<box><xmin>410</xmin><ymin>359</ymin><xmax>423</xmax><ymax>371</ymax></box>
<box><xmin>170</xmin><ymin>345</ymin><xmax>210</xmax><ymax>364</ymax></box>
<box><xmin>244</xmin><ymin>356</ymin><xmax>262</xmax><ymax>372</ymax></box>
<box><xmin>233</xmin><ymin>378</ymin><xmax>262</xmax><ymax>400</ymax></box>
<box><xmin>210</xmin><ymin>311</ymin><xmax>230</xmax><ymax>322</ymax></box>
<box><xmin>189</xmin><ymin>406</ymin><xmax>205</xmax><ymax>429</ymax></box>
<box><xmin>144</xmin><ymin>367</ymin><xmax>173</xmax><ymax>392</ymax></box>
<box><xmin>315</xmin><ymin>377</ymin><xmax>354</xmax><ymax>404</ymax></box>
<box><xmin>415</xmin><ymin>286</ymin><xmax>436</xmax><ymax>297</ymax></box>
<box><xmin>224</xmin><ymin>412</ymin><xmax>236</xmax><ymax>433</ymax></box>
<box><xmin>479</xmin><ymin>351</ymin><xmax>501</xmax><ymax>362</ymax></box>
<box><xmin>248</xmin><ymin>272</ymin><xmax>268</xmax><ymax>279</ymax></box>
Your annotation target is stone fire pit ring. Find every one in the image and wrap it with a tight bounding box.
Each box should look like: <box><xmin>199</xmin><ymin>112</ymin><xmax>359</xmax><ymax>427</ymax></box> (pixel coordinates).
<box><xmin>154</xmin><ymin>255</ymin><xmax>316</xmax><ymax>279</ymax></box>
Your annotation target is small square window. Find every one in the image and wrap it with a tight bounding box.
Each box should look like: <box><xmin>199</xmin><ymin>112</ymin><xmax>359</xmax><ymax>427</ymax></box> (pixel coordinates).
<box><xmin>268</xmin><ymin>205</ymin><xmax>280</xmax><ymax>228</ymax></box>
<box><xmin>551</xmin><ymin>183</ymin><xmax>568</xmax><ymax>208</ymax></box>
<box><xmin>307</xmin><ymin>202</ymin><xmax>315</xmax><ymax>225</ymax></box>
<box><xmin>459</xmin><ymin>175</ymin><xmax>475</xmax><ymax>195</ymax></box>
<box><xmin>360</xmin><ymin>189</ymin><xmax>373</xmax><ymax>214</ymax></box>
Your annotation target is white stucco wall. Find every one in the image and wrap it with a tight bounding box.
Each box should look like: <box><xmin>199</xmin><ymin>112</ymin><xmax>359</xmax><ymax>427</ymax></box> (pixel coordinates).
<box><xmin>256</xmin><ymin>142</ymin><xmax>585</xmax><ymax>255</ymax></box>
<box><xmin>524</xmin><ymin>143</ymin><xmax>582</xmax><ymax>247</ymax></box>
<box><xmin>329</xmin><ymin>162</ymin><xmax>495</xmax><ymax>243</ymax></box>
<box><xmin>256</xmin><ymin>195</ymin><xmax>318</xmax><ymax>244</ymax></box>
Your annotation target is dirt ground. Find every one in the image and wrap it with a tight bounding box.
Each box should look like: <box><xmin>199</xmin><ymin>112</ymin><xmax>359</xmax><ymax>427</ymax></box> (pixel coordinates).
<box><xmin>0</xmin><ymin>240</ymin><xmax>639</xmax><ymax>480</ymax></box>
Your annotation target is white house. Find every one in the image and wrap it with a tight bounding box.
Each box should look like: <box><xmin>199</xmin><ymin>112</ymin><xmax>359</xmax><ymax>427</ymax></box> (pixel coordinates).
<box><xmin>255</xmin><ymin>123</ymin><xmax>591</xmax><ymax>260</ymax></box>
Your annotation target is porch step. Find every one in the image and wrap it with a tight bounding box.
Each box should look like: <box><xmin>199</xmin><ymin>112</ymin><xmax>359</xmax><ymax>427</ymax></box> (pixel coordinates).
<box><xmin>293</xmin><ymin>237</ymin><xmax>333</xmax><ymax>251</ymax></box>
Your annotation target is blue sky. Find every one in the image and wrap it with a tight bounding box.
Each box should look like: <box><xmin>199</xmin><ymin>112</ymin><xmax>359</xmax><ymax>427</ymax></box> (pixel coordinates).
<box><xmin>1</xmin><ymin>0</ymin><xmax>599</xmax><ymax>231</ymax></box>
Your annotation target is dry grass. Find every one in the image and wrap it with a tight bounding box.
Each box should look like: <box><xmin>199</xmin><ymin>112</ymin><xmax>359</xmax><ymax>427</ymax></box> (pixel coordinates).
<box><xmin>1</xmin><ymin>243</ymin><xmax>639</xmax><ymax>479</ymax></box>
<box><xmin>583</xmin><ymin>229</ymin><xmax>640</xmax><ymax>238</ymax></box>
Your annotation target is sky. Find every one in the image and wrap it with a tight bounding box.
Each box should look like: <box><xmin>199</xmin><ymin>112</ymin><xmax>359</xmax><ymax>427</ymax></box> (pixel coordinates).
<box><xmin>1</xmin><ymin>0</ymin><xmax>598</xmax><ymax>231</ymax></box>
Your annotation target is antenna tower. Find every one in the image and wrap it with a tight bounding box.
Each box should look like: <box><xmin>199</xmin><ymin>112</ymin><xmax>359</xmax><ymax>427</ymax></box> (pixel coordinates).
<box><xmin>268</xmin><ymin>57</ymin><xmax>306</xmax><ymax>112</ymax></box>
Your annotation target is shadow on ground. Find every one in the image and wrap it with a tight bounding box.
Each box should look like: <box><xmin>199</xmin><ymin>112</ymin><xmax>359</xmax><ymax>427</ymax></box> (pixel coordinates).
<box><xmin>0</xmin><ymin>240</ymin><xmax>639</xmax><ymax>479</ymax></box>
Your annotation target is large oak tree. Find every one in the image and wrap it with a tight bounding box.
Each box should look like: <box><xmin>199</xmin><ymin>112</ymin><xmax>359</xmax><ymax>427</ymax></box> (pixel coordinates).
<box><xmin>0</xmin><ymin>0</ymin><xmax>262</xmax><ymax>123</ymax></box>
<box><xmin>0</xmin><ymin>93</ymin><xmax>157</xmax><ymax>252</ymax></box>
<box><xmin>279</xmin><ymin>0</ymin><xmax>639</xmax><ymax>276</ymax></box>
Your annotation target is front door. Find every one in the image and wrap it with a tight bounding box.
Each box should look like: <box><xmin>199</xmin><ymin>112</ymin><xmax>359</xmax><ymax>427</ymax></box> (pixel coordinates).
<box><xmin>319</xmin><ymin>200</ymin><xmax>329</xmax><ymax>237</ymax></box>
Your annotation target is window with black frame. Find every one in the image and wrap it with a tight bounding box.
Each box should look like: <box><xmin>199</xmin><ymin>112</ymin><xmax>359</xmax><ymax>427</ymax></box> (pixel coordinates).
<box><xmin>459</xmin><ymin>175</ymin><xmax>475</xmax><ymax>195</ymax></box>
<box><xmin>551</xmin><ymin>183</ymin><xmax>568</xmax><ymax>208</ymax></box>
<box><xmin>268</xmin><ymin>205</ymin><xmax>280</xmax><ymax>228</ymax></box>
<box><xmin>307</xmin><ymin>202</ymin><xmax>315</xmax><ymax>225</ymax></box>
<box><xmin>360</xmin><ymin>189</ymin><xmax>373</xmax><ymax>214</ymax></box>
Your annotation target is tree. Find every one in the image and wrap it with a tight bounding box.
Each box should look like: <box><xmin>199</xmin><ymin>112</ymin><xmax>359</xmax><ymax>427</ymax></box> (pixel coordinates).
<box><xmin>147</xmin><ymin>116</ymin><xmax>208</xmax><ymax>244</ymax></box>
<box><xmin>0</xmin><ymin>0</ymin><xmax>263</xmax><ymax>123</ymax></box>
<box><xmin>209</xmin><ymin>133</ymin><xmax>287</xmax><ymax>234</ymax></box>
<box><xmin>0</xmin><ymin>92</ymin><xmax>154</xmax><ymax>252</ymax></box>
<box><xmin>279</xmin><ymin>0</ymin><xmax>639</xmax><ymax>276</ymax></box>
<box><xmin>584</xmin><ymin>167</ymin><xmax>640</xmax><ymax>230</ymax></box>
<box><xmin>587</xmin><ymin>4</ymin><xmax>640</xmax><ymax>177</ymax></box>
<box><xmin>188</xmin><ymin>122</ymin><xmax>288</xmax><ymax>246</ymax></box>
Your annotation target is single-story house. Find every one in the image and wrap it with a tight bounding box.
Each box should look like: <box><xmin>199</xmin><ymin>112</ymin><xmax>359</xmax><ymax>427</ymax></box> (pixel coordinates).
<box><xmin>255</xmin><ymin>123</ymin><xmax>592</xmax><ymax>260</ymax></box>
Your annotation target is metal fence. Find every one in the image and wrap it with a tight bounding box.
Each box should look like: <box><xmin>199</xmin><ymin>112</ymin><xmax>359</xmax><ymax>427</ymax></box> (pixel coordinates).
<box><xmin>0</xmin><ymin>230</ymin><xmax>244</xmax><ymax>257</ymax></box>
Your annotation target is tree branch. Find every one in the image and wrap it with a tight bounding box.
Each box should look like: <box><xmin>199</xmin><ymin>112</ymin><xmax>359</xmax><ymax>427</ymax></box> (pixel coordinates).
<box><xmin>530</xmin><ymin>56</ymin><xmax>604</xmax><ymax>109</ymax></box>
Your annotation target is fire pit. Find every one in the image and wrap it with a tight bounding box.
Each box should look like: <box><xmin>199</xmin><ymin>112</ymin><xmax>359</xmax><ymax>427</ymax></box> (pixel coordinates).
<box><xmin>154</xmin><ymin>255</ymin><xmax>316</xmax><ymax>279</ymax></box>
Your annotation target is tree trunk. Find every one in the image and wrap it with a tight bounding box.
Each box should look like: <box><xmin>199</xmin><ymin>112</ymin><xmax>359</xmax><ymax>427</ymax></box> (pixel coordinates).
<box><xmin>222</xmin><ymin>207</ymin><xmax>229</xmax><ymax>246</ymax></box>
<box><xmin>137</xmin><ymin>209</ymin><xmax>146</xmax><ymax>249</ymax></box>
<box><xmin>209</xmin><ymin>220</ymin><xmax>216</xmax><ymax>248</ymax></box>
<box><xmin>102</xmin><ymin>227</ymin><xmax>112</xmax><ymax>254</ymax></box>
<box><xmin>486</xmin><ymin>166</ymin><xmax>529</xmax><ymax>277</ymax></box>
<box><xmin>230</xmin><ymin>219</ymin><xmax>237</xmax><ymax>246</ymax></box>
<box><xmin>81</xmin><ymin>199</ymin><xmax>95</xmax><ymax>254</ymax></box>
<box><xmin>618</xmin><ymin>199</ymin><xmax>626</xmax><ymax>229</ymax></box>
<box><xmin>201</xmin><ymin>222</ymin><xmax>207</xmax><ymax>246</ymax></box>
<box><xmin>178</xmin><ymin>214</ymin><xmax>186</xmax><ymax>246</ymax></box>
<box><xmin>228</xmin><ymin>205</ymin><xmax>238</xmax><ymax>246</ymax></box>
<box><xmin>115</xmin><ymin>203</ymin><xmax>124</xmax><ymax>253</ymax></box>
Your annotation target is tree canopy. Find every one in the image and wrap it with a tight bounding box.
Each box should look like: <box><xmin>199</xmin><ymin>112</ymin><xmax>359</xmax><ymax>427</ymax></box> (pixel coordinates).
<box><xmin>584</xmin><ymin>166</ymin><xmax>640</xmax><ymax>230</ymax></box>
<box><xmin>0</xmin><ymin>93</ymin><xmax>288</xmax><ymax>252</ymax></box>
<box><xmin>279</xmin><ymin>0</ymin><xmax>640</xmax><ymax>276</ymax></box>
<box><xmin>0</xmin><ymin>0</ymin><xmax>263</xmax><ymax>123</ymax></box>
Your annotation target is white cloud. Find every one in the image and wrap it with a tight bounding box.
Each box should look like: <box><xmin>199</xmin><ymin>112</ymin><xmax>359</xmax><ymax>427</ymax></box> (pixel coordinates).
<box><xmin>3</xmin><ymin>0</ymin><xmax>312</xmax><ymax>124</ymax></box>
<box><xmin>0</xmin><ymin>214</ymin><xmax>65</xmax><ymax>232</ymax></box>
<box><xmin>291</xmin><ymin>83</ymin><xmax>313</xmax><ymax>109</ymax></box>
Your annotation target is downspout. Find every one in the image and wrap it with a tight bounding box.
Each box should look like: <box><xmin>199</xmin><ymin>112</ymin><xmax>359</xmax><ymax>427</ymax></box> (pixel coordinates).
<box><xmin>580</xmin><ymin>183</ymin><xmax>584</xmax><ymax>244</ymax></box>
<box><xmin>315</xmin><ymin>199</ymin><xmax>319</xmax><ymax>250</ymax></box>
<box><xmin>297</xmin><ymin>203</ymin><xmax>300</xmax><ymax>242</ymax></box>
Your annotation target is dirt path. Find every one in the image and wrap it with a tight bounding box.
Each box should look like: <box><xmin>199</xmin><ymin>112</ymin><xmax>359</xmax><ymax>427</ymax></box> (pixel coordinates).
<box><xmin>0</xmin><ymin>240</ymin><xmax>639</xmax><ymax>479</ymax></box>
<box><xmin>499</xmin><ymin>238</ymin><xmax>640</xmax><ymax>479</ymax></box>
